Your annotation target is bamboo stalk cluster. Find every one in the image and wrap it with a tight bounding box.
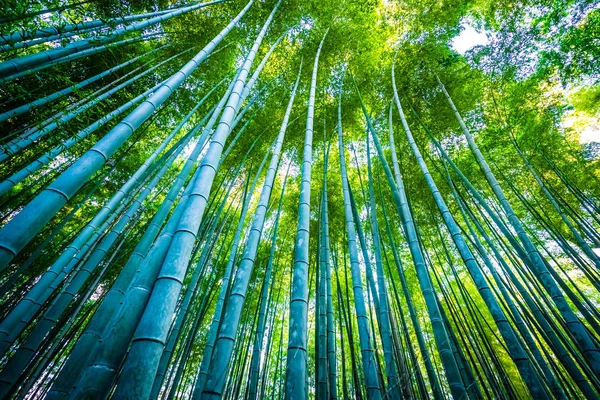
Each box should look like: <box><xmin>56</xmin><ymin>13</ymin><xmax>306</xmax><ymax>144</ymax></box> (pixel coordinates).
<box><xmin>0</xmin><ymin>0</ymin><xmax>598</xmax><ymax>399</ymax></box>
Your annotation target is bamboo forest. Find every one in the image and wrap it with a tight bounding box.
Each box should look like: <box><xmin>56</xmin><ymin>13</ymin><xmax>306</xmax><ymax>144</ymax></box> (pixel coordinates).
<box><xmin>1</xmin><ymin>0</ymin><xmax>600</xmax><ymax>398</ymax></box>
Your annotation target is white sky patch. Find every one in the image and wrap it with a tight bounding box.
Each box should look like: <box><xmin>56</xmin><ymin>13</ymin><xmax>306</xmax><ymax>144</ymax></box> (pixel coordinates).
<box><xmin>580</xmin><ymin>125</ymin><xmax>600</xmax><ymax>144</ymax></box>
<box><xmin>300</xmin><ymin>17</ymin><xmax>313</xmax><ymax>31</ymax></box>
<box><xmin>451</xmin><ymin>23</ymin><xmax>488</xmax><ymax>55</ymax></box>
<box><xmin>288</xmin><ymin>17</ymin><xmax>314</xmax><ymax>43</ymax></box>
<box><xmin>280</xmin><ymin>151</ymin><xmax>299</xmax><ymax>178</ymax></box>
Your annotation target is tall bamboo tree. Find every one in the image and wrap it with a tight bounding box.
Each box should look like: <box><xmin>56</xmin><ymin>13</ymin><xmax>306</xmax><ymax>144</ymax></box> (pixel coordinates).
<box><xmin>337</xmin><ymin>77</ymin><xmax>382</xmax><ymax>400</ymax></box>
<box><xmin>285</xmin><ymin>28</ymin><xmax>328</xmax><ymax>400</ymax></box>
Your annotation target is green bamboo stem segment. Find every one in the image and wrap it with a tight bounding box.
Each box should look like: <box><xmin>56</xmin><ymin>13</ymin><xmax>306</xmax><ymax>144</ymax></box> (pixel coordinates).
<box><xmin>247</xmin><ymin>155</ymin><xmax>293</xmax><ymax>400</ymax></box>
<box><xmin>192</xmin><ymin>54</ymin><xmax>279</xmax><ymax>400</ymax></box>
<box><xmin>149</xmin><ymin>176</ymin><xmax>239</xmax><ymax>400</ymax></box>
<box><xmin>190</xmin><ymin>139</ymin><xmax>268</xmax><ymax>397</ymax></box>
<box><xmin>285</xmin><ymin>28</ymin><xmax>328</xmax><ymax>400</ymax></box>
<box><xmin>203</xmin><ymin>32</ymin><xmax>299</xmax><ymax>400</ymax></box>
<box><xmin>0</xmin><ymin>118</ymin><xmax>198</xmax><ymax>399</ymax></box>
<box><xmin>387</xmin><ymin>101</ymin><xmax>443</xmax><ymax>399</ymax></box>
<box><xmin>45</xmin><ymin>103</ymin><xmax>222</xmax><ymax>400</ymax></box>
<box><xmin>365</xmin><ymin>132</ymin><xmax>401</xmax><ymax>398</ymax></box>
<box><xmin>317</xmin><ymin>139</ymin><xmax>331</xmax><ymax>400</ymax></box>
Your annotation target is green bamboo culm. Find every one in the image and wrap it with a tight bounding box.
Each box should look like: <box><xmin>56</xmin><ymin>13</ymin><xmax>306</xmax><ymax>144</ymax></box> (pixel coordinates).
<box><xmin>285</xmin><ymin>28</ymin><xmax>328</xmax><ymax>400</ymax></box>
<box><xmin>337</xmin><ymin>76</ymin><xmax>382</xmax><ymax>400</ymax></box>
<box><xmin>316</xmin><ymin>138</ymin><xmax>331</xmax><ymax>400</ymax></box>
<box><xmin>386</xmin><ymin>100</ymin><xmax>442</xmax><ymax>399</ymax></box>
<box><xmin>247</xmin><ymin>153</ymin><xmax>295</xmax><ymax>400</ymax></box>
<box><xmin>365</xmin><ymin>130</ymin><xmax>401</xmax><ymax>398</ymax></box>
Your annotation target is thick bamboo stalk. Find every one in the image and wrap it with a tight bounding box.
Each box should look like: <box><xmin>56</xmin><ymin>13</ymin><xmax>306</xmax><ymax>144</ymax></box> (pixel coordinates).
<box><xmin>285</xmin><ymin>29</ymin><xmax>328</xmax><ymax>400</ymax></box>
<box><xmin>247</xmin><ymin>72</ymin><xmax>299</xmax><ymax>400</ymax></box>
<box><xmin>193</xmin><ymin>62</ymin><xmax>279</xmax><ymax>400</ymax></box>
<box><xmin>150</xmin><ymin>185</ymin><xmax>237</xmax><ymax>400</ymax></box>
<box><xmin>68</xmin><ymin>64</ymin><xmax>249</xmax><ymax>399</ymax></box>
<box><xmin>205</xmin><ymin>27</ymin><xmax>304</xmax><ymax>400</ymax></box>
<box><xmin>192</xmin><ymin>136</ymin><xmax>271</xmax><ymax>397</ymax></box>
<box><xmin>365</xmin><ymin>133</ymin><xmax>401</xmax><ymax>398</ymax></box>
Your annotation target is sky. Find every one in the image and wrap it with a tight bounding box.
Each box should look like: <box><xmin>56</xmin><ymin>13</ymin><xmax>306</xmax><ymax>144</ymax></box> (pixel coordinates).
<box><xmin>451</xmin><ymin>23</ymin><xmax>488</xmax><ymax>54</ymax></box>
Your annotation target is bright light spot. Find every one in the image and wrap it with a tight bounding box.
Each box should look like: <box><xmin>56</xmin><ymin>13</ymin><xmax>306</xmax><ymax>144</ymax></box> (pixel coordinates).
<box><xmin>300</xmin><ymin>18</ymin><xmax>313</xmax><ymax>31</ymax></box>
<box><xmin>580</xmin><ymin>125</ymin><xmax>600</xmax><ymax>144</ymax></box>
<box><xmin>282</xmin><ymin>151</ymin><xmax>300</xmax><ymax>178</ymax></box>
<box><xmin>561</xmin><ymin>109</ymin><xmax>600</xmax><ymax>145</ymax></box>
<box><xmin>451</xmin><ymin>23</ymin><xmax>488</xmax><ymax>55</ymax></box>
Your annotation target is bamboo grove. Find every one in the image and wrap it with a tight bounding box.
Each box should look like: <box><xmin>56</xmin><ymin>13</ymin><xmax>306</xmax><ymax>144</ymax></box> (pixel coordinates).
<box><xmin>0</xmin><ymin>0</ymin><xmax>599</xmax><ymax>398</ymax></box>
